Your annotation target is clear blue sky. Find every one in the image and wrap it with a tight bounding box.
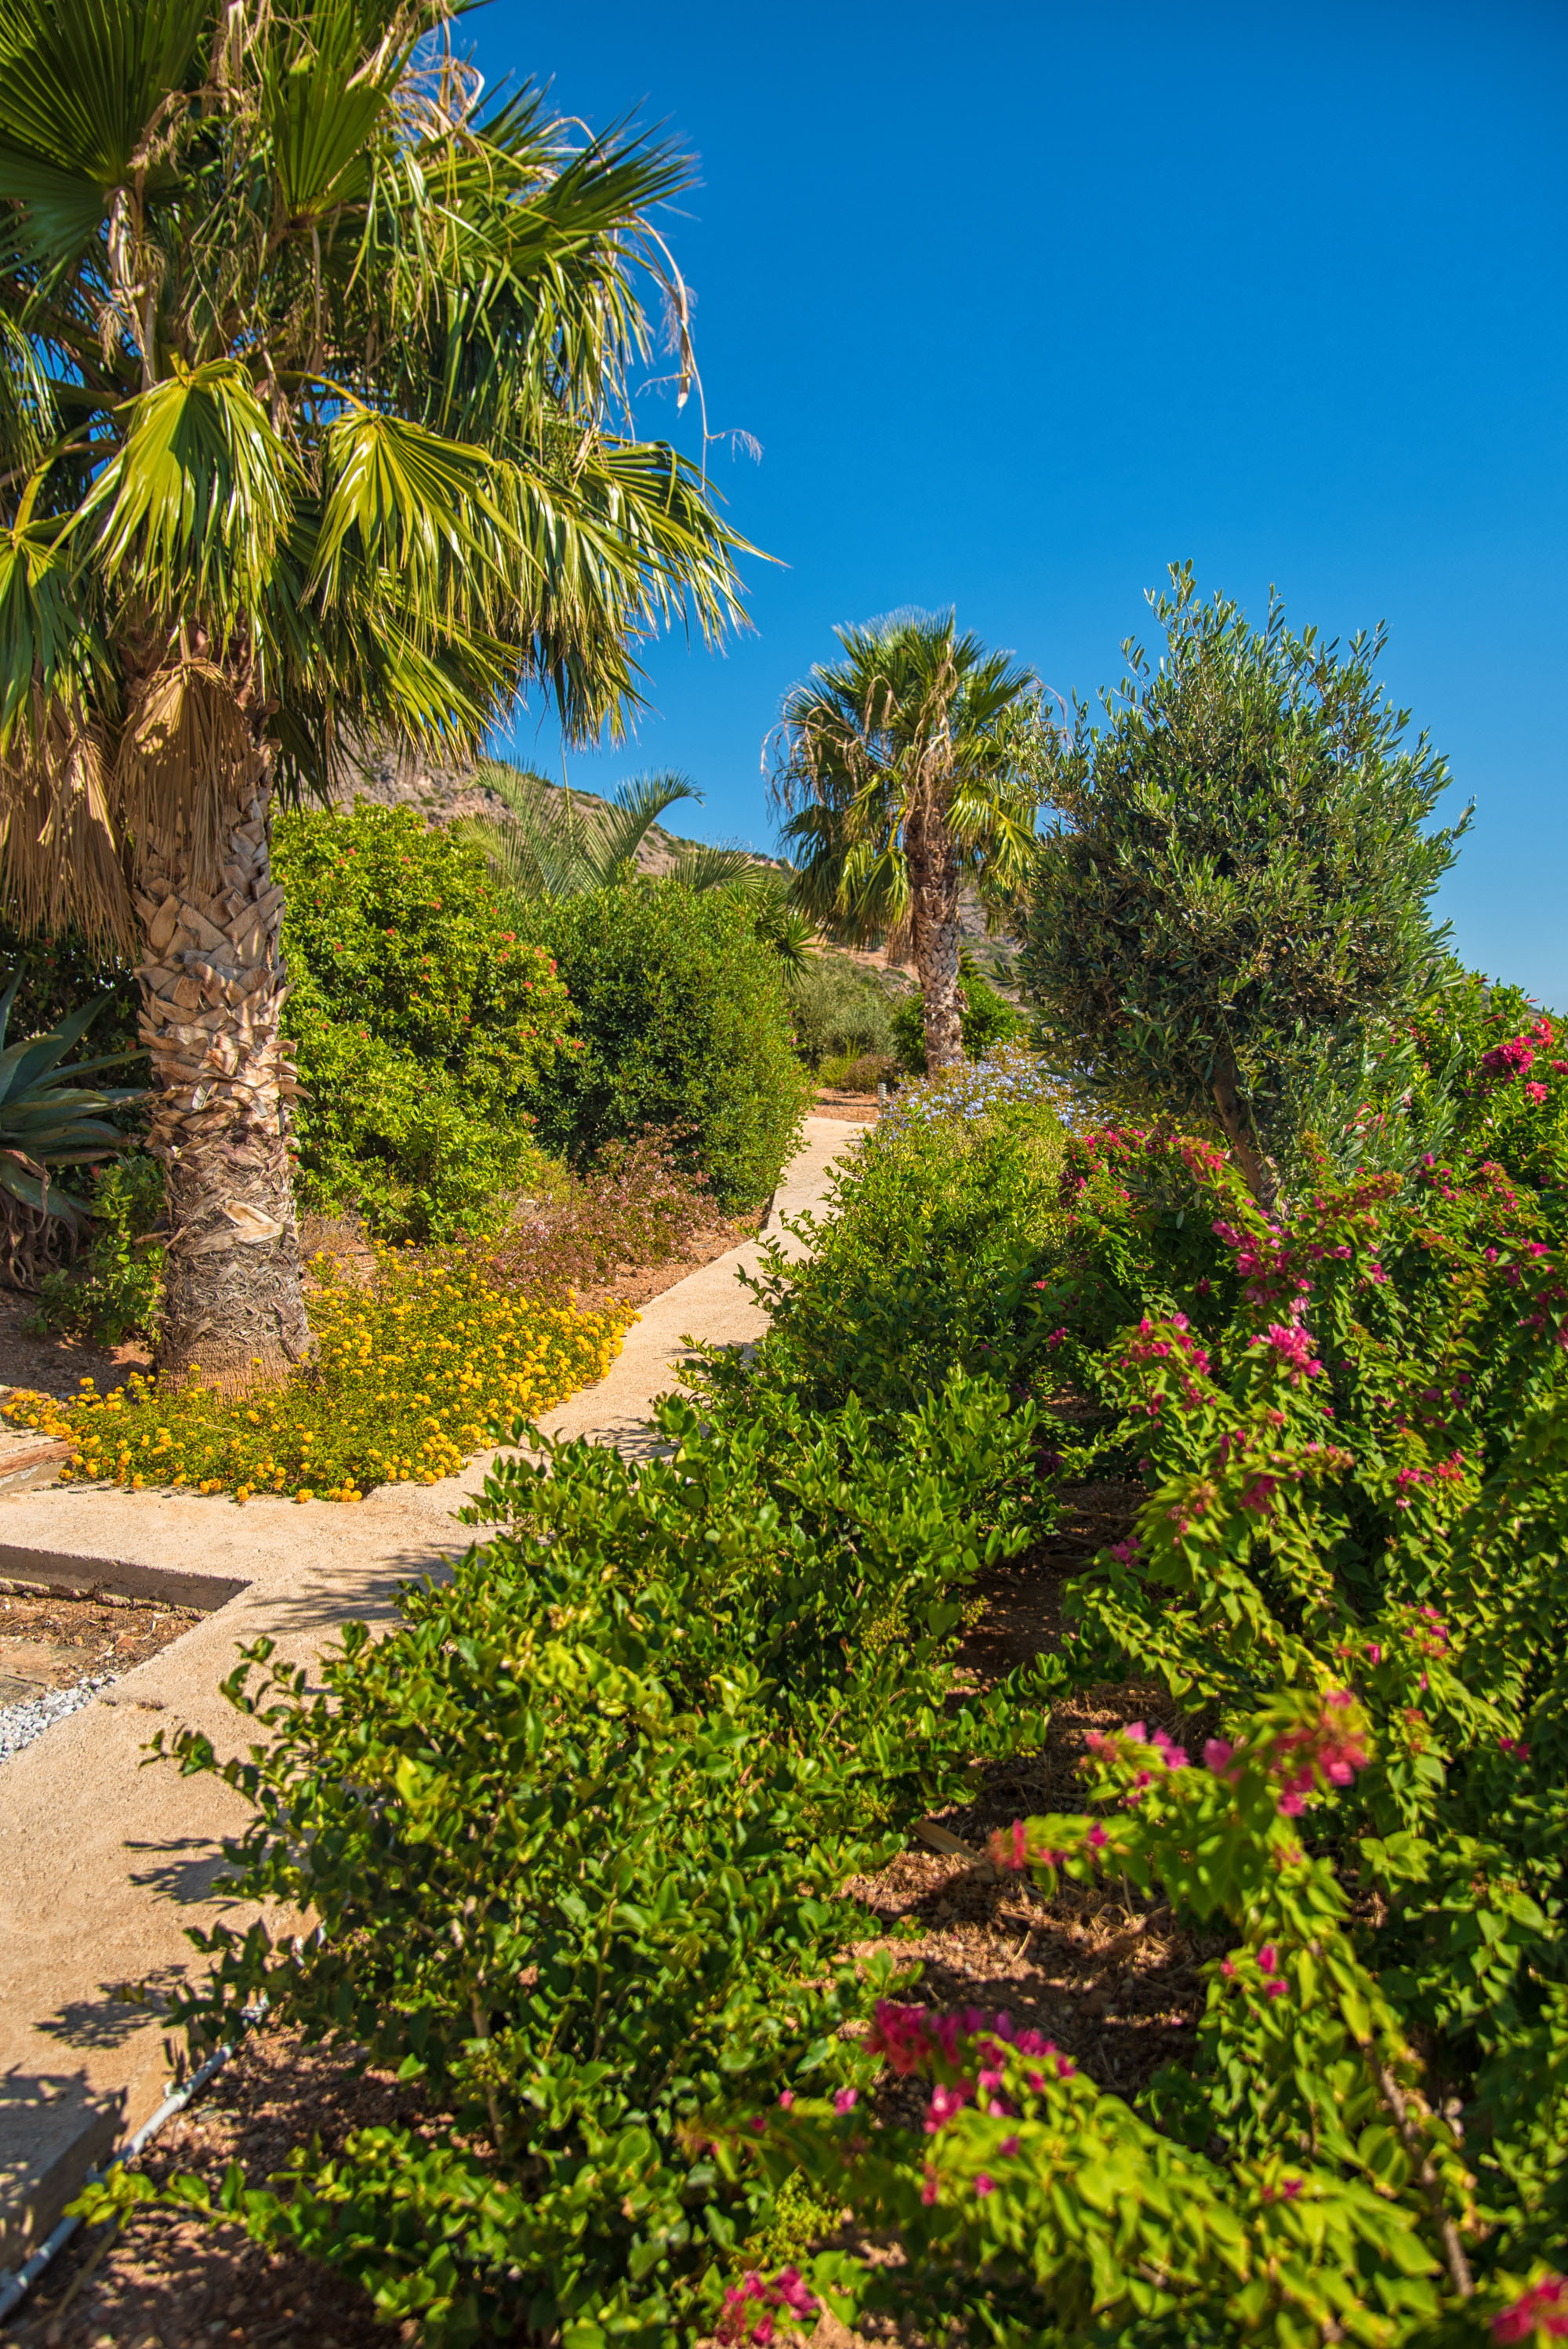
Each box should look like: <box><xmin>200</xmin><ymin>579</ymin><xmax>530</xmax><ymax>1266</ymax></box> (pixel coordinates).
<box><xmin>481</xmin><ymin>0</ymin><xmax>1568</xmax><ymax>1004</ymax></box>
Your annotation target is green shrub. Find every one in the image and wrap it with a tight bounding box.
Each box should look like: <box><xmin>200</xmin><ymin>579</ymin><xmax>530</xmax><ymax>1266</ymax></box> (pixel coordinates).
<box><xmin>28</xmin><ymin>1154</ymin><xmax>165</xmax><ymax>1344</ymax></box>
<box><xmin>891</xmin><ymin>970</ymin><xmax>1024</xmax><ymax>1073</ymax></box>
<box><xmin>786</xmin><ymin>953</ymin><xmax>894</xmax><ymax>1068</ymax></box>
<box><xmin>275</xmin><ymin>804</ymin><xmax>575</xmax><ymax>1240</ymax></box>
<box><xmin>714</xmin><ymin>1047</ymin><xmax>1069</xmax><ymax>1417</ymax></box>
<box><xmin>816</xmin><ymin>1049</ymin><xmax>896</xmax><ymax>1092</ymax></box>
<box><xmin>531</xmin><ymin>880</ymin><xmax>811</xmax><ymax>1211</ymax></box>
<box><xmin>89</xmin><ymin>1375</ymin><xmax>1051</xmax><ymax>2342</ymax></box>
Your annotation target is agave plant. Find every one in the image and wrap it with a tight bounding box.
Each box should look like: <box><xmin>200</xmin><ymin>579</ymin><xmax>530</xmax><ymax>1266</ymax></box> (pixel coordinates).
<box><xmin>0</xmin><ymin>975</ymin><xmax>144</xmax><ymax>1285</ymax></box>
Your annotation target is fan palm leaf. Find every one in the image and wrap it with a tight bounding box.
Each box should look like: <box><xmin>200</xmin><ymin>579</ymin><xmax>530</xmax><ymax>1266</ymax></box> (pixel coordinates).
<box><xmin>771</xmin><ymin>610</ymin><xmax>1045</xmax><ymax>1066</ymax></box>
<box><xmin>0</xmin><ymin>0</ymin><xmax>755</xmax><ymax>1382</ymax></box>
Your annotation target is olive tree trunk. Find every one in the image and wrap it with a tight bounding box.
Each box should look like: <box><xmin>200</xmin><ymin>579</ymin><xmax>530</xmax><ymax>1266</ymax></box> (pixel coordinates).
<box><xmin>135</xmin><ymin>753</ymin><xmax>309</xmax><ymax>1388</ymax></box>
<box><xmin>1211</xmin><ymin>1047</ymin><xmax>1280</xmax><ymax>1211</ymax></box>
<box><xmin>908</xmin><ymin>809</ymin><xmax>964</xmax><ymax>1069</ymax></box>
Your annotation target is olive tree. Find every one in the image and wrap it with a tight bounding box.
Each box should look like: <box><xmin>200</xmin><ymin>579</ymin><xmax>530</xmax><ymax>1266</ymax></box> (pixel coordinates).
<box><xmin>1019</xmin><ymin>567</ymin><xmax>1468</xmax><ymax>1205</ymax></box>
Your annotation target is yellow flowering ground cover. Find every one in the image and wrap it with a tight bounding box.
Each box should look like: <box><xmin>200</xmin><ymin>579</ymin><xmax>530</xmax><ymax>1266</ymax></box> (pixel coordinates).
<box><xmin>1</xmin><ymin>1247</ymin><xmax>634</xmax><ymax>1504</ymax></box>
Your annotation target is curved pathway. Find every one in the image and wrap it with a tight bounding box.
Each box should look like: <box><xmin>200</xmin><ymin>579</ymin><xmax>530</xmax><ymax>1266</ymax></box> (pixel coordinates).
<box><xmin>0</xmin><ymin>1115</ymin><xmax>866</xmax><ymax>2268</ymax></box>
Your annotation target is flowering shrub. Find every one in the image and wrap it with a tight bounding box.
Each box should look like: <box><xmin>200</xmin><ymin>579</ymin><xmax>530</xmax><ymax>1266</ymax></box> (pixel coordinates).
<box><xmin>710</xmin><ymin>1676</ymin><xmax>1568</xmax><ymax>2345</ymax></box>
<box><xmin>3</xmin><ymin>1247</ymin><xmax>630</xmax><ymax>1501</ymax></box>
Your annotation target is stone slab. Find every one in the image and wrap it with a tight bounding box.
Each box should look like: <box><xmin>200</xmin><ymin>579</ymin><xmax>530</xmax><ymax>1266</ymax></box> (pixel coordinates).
<box><xmin>0</xmin><ymin>1116</ymin><xmax>866</xmax><ymax>2267</ymax></box>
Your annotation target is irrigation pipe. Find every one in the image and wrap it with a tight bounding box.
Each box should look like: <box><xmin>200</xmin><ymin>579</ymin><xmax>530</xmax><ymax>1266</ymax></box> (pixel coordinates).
<box><xmin>0</xmin><ymin>2010</ymin><xmax>262</xmax><ymax>2327</ymax></box>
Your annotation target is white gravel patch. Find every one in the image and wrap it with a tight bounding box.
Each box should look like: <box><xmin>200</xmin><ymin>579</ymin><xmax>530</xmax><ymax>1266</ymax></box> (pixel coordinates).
<box><xmin>0</xmin><ymin>1672</ymin><xmax>118</xmax><ymax>1763</ymax></box>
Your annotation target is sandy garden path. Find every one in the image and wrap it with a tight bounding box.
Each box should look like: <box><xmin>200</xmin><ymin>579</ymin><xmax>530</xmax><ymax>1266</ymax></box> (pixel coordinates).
<box><xmin>0</xmin><ymin>1115</ymin><xmax>867</xmax><ymax>2274</ymax></box>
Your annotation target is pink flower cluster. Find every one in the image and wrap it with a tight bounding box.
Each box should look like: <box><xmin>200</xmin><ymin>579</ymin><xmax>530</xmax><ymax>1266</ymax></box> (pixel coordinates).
<box><xmin>1121</xmin><ymin>1313</ymin><xmax>1214</xmax><ymax>1415</ymax></box>
<box><xmin>1202</xmin><ymin>1692</ymin><xmax>1369</xmax><ymax>1818</ymax></box>
<box><xmin>1272</xmin><ymin>1690</ymin><xmax>1370</xmax><ymax>1815</ymax></box>
<box><xmin>718</xmin><ymin>2269</ymin><xmax>819</xmax><ymax>2345</ymax></box>
<box><xmin>1481</xmin><ymin>1036</ymin><xmax>1537</xmax><ymax>1082</ymax></box>
<box><xmin>1083</xmin><ymin>1719</ymin><xmax>1190</xmax><ymax>1800</ymax></box>
<box><xmin>1494</xmin><ymin>2276</ymin><xmax>1568</xmax><ymax>2344</ymax></box>
<box><xmin>1259</xmin><ymin>1323</ymin><xmax>1324</xmax><ymax>1385</ymax></box>
<box><xmin>862</xmin><ymin>2002</ymin><xmax>1075</xmax><ymax>2147</ymax></box>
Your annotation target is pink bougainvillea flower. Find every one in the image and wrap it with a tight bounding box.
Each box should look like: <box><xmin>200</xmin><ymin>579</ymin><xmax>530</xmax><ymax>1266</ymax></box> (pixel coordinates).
<box><xmin>999</xmin><ymin>2134</ymin><xmax>1021</xmax><ymax>2156</ymax></box>
<box><xmin>975</xmin><ymin>2173</ymin><xmax>996</xmax><ymax>2197</ymax></box>
<box><xmin>1203</xmin><ymin>1737</ymin><xmax>1236</xmax><ymax>1775</ymax></box>
<box><xmin>924</xmin><ymin>2082</ymin><xmax>974</xmax><ymax>2133</ymax></box>
<box><xmin>1086</xmin><ymin>1824</ymin><xmax>1109</xmax><ymax>1850</ymax></box>
<box><xmin>1526</xmin><ymin>1081</ymin><xmax>1550</xmax><ymax>1104</ymax></box>
<box><xmin>775</xmin><ymin>2271</ymin><xmax>818</xmax><ymax>2318</ymax></box>
<box><xmin>1261</xmin><ymin>1323</ymin><xmax>1324</xmax><ymax>1384</ymax></box>
<box><xmin>866</xmin><ymin>2002</ymin><xmax>935</xmax><ymax>2075</ymax></box>
<box><xmin>833</xmin><ymin>2087</ymin><xmax>858</xmax><ymax>2115</ymax></box>
<box><xmin>1493</xmin><ymin>2276</ymin><xmax>1568</xmax><ymax>2343</ymax></box>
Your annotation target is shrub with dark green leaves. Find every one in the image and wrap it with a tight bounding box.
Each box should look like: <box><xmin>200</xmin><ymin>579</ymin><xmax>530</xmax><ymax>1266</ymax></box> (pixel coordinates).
<box><xmin>711</xmin><ymin>1048</ymin><xmax>1069</xmax><ymax>1418</ymax></box>
<box><xmin>890</xmin><ymin>968</ymin><xmax>1023</xmax><ymax>1073</ymax></box>
<box><xmin>275</xmin><ymin>805</ymin><xmax>575</xmax><ymax>1240</ymax></box>
<box><xmin>531</xmin><ymin>880</ymin><xmax>810</xmax><ymax>1211</ymax></box>
<box><xmin>29</xmin><ymin>1153</ymin><xmax>165</xmax><ymax>1343</ymax></box>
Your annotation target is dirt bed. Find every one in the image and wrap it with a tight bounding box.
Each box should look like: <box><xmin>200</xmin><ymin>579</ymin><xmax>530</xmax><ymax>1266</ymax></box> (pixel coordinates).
<box><xmin>6</xmin><ymin>2033</ymin><xmax>415</xmax><ymax>2349</ymax></box>
<box><xmin>0</xmin><ymin>1588</ymin><xmax>198</xmax><ymax>1703</ymax></box>
<box><xmin>0</xmin><ymin>1290</ymin><xmax>150</xmax><ymax>1403</ymax></box>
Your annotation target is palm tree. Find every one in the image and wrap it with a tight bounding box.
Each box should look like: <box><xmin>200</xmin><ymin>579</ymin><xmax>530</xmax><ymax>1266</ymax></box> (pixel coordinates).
<box><xmin>770</xmin><ymin>610</ymin><xmax>1044</xmax><ymax>1069</ymax></box>
<box><xmin>466</xmin><ymin>765</ymin><xmax>706</xmax><ymax>904</ymax></box>
<box><xmin>0</xmin><ymin>0</ymin><xmax>751</xmax><ymax>1385</ymax></box>
<box><xmin>468</xmin><ymin>762</ymin><xmax>809</xmax><ymax>958</ymax></box>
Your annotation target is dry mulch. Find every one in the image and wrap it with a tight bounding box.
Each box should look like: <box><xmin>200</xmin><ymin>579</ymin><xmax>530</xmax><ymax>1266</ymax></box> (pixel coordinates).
<box><xmin>6</xmin><ymin>2034</ymin><xmax>417</xmax><ymax>2349</ymax></box>
<box><xmin>0</xmin><ymin>1588</ymin><xmax>198</xmax><ymax>1702</ymax></box>
<box><xmin>810</xmin><ymin>1091</ymin><xmax>879</xmax><ymax>1124</ymax></box>
<box><xmin>0</xmin><ymin>1291</ymin><xmax>149</xmax><ymax>1405</ymax></box>
<box><xmin>11</xmin><ymin>1480</ymin><xmax>1178</xmax><ymax>2344</ymax></box>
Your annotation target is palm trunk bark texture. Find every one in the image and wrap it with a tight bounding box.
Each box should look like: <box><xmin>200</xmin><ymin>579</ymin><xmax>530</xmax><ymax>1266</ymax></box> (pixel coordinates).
<box><xmin>908</xmin><ymin>809</ymin><xmax>964</xmax><ymax>1069</ymax></box>
<box><xmin>135</xmin><ymin>753</ymin><xmax>309</xmax><ymax>1388</ymax></box>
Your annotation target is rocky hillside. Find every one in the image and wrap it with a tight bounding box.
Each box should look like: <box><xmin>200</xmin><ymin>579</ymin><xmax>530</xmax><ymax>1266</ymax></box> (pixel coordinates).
<box><xmin>334</xmin><ymin>744</ymin><xmax>1016</xmax><ymax>987</ymax></box>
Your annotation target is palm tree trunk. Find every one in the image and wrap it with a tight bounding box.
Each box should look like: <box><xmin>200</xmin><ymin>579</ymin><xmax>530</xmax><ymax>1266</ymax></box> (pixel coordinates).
<box><xmin>135</xmin><ymin>753</ymin><xmax>309</xmax><ymax>1388</ymax></box>
<box><xmin>909</xmin><ymin>809</ymin><xmax>964</xmax><ymax>1069</ymax></box>
<box><xmin>1211</xmin><ymin>1047</ymin><xmax>1279</xmax><ymax>1211</ymax></box>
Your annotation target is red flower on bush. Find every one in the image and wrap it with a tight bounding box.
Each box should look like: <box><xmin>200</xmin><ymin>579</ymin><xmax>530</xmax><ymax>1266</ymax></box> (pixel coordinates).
<box><xmin>1481</xmin><ymin>1037</ymin><xmax>1537</xmax><ymax>1081</ymax></box>
<box><xmin>1494</xmin><ymin>2277</ymin><xmax>1568</xmax><ymax>2344</ymax></box>
<box><xmin>718</xmin><ymin>2268</ymin><xmax>820</xmax><ymax>2345</ymax></box>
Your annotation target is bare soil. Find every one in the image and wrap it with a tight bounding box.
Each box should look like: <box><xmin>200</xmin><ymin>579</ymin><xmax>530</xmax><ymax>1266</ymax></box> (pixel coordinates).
<box><xmin>577</xmin><ymin>1211</ymin><xmax>764</xmax><ymax>1314</ymax></box>
<box><xmin>0</xmin><ymin>1588</ymin><xmax>198</xmax><ymax>1702</ymax></box>
<box><xmin>810</xmin><ymin>1091</ymin><xmax>880</xmax><ymax>1124</ymax></box>
<box><xmin>0</xmin><ymin>1291</ymin><xmax>150</xmax><ymax>1404</ymax></box>
<box><xmin>11</xmin><ymin>1472</ymin><xmax>1169</xmax><ymax>2347</ymax></box>
<box><xmin>5</xmin><ymin>2033</ymin><xmax>416</xmax><ymax>2349</ymax></box>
